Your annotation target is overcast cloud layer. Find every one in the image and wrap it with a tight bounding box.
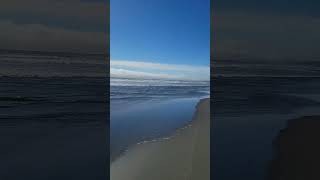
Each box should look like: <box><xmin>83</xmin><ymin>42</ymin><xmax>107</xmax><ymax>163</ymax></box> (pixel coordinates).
<box><xmin>214</xmin><ymin>11</ymin><xmax>320</xmax><ymax>62</ymax></box>
<box><xmin>0</xmin><ymin>0</ymin><xmax>107</xmax><ymax>21</ymax></box>
<box><xmin>0</xmin><ymin>0</ymin><xmax>108</xmax><ymax>54</ymax></box>
<box><xmin>0</xmin><ymin>21</ymin><xmax>107</xmax><ymax>53</ymax></box>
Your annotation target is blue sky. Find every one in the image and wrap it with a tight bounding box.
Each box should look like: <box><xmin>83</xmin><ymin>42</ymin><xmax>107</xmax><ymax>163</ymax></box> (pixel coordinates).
<box><xmin>110</xmin><ymin>0</ymin><xmax>210</xmax><ymax>80</ymax></box>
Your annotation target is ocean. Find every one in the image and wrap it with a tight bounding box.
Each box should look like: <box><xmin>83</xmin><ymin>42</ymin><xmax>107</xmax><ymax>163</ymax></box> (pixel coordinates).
<box><xmin>0</xmin><ymin>77</ymin><xmax>107</xmax><ymax>124</ymax></box>
<box><xmin>0</xmin><ymin>76</ymin><xmax>108</xmax><ymax>179</ymax></box>
<box><xmin>0</xmin><ymin>51</ymin><xmax>108</xmax><ymax>179</ymax></box>
<box><xmin>4</xmin><ymin>50</ymin><xmax>320</xmax><ymax>179</ymax></box>
<box><xmin>110</xmin><ymin>78</ymin><xmax>209</xmax><ymax>161</ymax></box>
<box><xmin>212</xmin><ymin>76</ymin><xmax>320</xmax><ymax>180</ymax></box>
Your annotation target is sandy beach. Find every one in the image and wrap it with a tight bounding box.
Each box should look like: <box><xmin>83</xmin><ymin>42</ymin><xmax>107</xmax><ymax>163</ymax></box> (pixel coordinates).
<box><xmin>111</xmin><ymin>98</ymin><xmax>210</xmax><ymax>180</ymax></box>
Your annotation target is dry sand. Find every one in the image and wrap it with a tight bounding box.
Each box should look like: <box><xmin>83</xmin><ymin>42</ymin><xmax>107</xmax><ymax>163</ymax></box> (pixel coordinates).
<box><xmin>111</xmin><ymin>98</ymin><xmax>210</xmax><ymax>180</ymax></box>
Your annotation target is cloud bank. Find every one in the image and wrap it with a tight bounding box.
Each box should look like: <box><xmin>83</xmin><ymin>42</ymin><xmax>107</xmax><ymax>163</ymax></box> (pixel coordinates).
<box><xmin>111</xmin><ymin>60</ymin><xmax>209</xmax><ymax>81</ymax></box>
<box><xmin>0</xmin><ymin>21</ymin><xmax>107</xmax><ymax>53</ymax></box>
<box><xmin>0</xmin><ymin>0</ymin><xmax>108</xmax><ymax>54</ymax></box>
<box><xmin>214</xmin><ymin>11</ymin><xmax>320</xmax><ymax>61</ymax></box>
<box><xmin>0</xmin><ymin>0</ymin><xmax>107</xmax><ymax>25</ymax></box>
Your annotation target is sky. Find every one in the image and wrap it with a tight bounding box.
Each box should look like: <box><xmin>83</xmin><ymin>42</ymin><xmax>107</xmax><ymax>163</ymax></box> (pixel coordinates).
<box><xmin>2</xmin><ymin>0</ymin><xmax>318</xmax><ymax>77</ymax></box>
<box><xmin>0</xmin><ymin>0</ymin><xmax>108</xmax><ymax>77</ymax></box>
<box><xmin>0</xmin><ymin>0</ymin><xmax>108</xmax><ymax>54</ymax></box>
<box><xmin>213</xmin><ymin>0</ymin><xmax>320</xmax><ymax>63</ymax></box>
<box><xmin>111</xmin><ymin>0</ymin><xmax>210</xmax><ymax>81</ymax></box>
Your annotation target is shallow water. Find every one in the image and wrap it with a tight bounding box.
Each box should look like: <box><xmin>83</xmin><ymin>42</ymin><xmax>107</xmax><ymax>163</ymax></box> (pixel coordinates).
<box><xmin>110</xmin><ymin>83</ymin><xmax>209</xmax><ymax>161</ymax></box>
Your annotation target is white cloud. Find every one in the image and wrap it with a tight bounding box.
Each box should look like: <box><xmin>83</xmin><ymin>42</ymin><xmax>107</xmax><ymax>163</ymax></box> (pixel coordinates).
<box><xmin>110</xmin><ymin>60</ymin><xmax>209</xmax><ymax>81</ymax></box>
<box><xmin>110</xmin><ymin>68</ymin><xmax>179</xmax><ymax>80</ymax></box>
<box><xmin>111</xmin><ymin>60</ymin><xmax>209</xmax><ymax>72</ymax></box>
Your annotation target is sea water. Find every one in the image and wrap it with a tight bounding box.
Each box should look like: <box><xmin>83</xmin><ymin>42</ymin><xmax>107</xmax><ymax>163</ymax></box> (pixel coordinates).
<box><xmin>212</xmin><ymin>76</ymin><xmax>320</xmax><ymax>180</ymax></box>
<box><xmin>0</xmin><ymin>51</ymin><xmax>108</xmax><ymax>179</ymax></box>
<box><xmin>110</xmin><ymin>78</ymin><xmax>209</xmax><ymax>161</ymax></box>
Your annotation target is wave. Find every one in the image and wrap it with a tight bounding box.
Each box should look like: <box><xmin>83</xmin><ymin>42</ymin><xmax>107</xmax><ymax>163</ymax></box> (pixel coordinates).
<box><xmin>111</xmin><ymin>85</ymin><xmax>209</xmax><ymax>100</ymax></box>
<box><xmin>0</xmin><ymin>97</ymin><xmax>106</xmax><ymax>104</ymax></box>
<box><xmin>212</xmin><ymin>74</ymin><xmax>320</xmax><ymax>78</ymax></box>
<box><xmin>0</xmin><ymin>51</ymin><xmax>107</xmax><ymax>77</ymax></box>
<box><xmin>0</xmin><ymin>96</ymin><xmax>45</xmax><ymax>102</ymax></box>
<box><xmin>111</xmin><ymin>78</ymin><xmax>209</xmax><ymax>87</ymax></box>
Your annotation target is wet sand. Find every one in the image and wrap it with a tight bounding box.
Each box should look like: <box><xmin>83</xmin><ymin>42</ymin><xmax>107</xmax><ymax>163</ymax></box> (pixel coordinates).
<box><xmin>268</xmin><ymin>115</ymin><xmax>320</xmax><ymax>180</ymax></box>
<box><xmin>111</xmin><ymin>98</ymin><xmax>210</xmax><ymax>180</ymax></box>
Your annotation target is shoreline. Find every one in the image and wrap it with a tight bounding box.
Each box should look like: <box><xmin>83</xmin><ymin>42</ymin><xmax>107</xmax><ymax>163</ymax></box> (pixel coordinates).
<box><xmin>110</xmin><ymin>119</ymin><xmax>194</xmax><ymax>163</ymax></box>
<box><xmin>111</xmin><ymin>98</ymin><xmax>210</xmax><ymax>180</ymax></box>
<box><xmin>110</xmin><ymin>96</ymin><xmax>208</xmax><ymax>163</ymax></box>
